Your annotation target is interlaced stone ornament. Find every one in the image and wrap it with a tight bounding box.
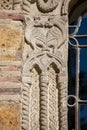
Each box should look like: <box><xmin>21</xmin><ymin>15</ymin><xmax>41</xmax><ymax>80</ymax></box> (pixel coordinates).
<box><xmin>0</xmin><ymin>0</ymin><xmax>13</xmax><ymax>10</ymax></box>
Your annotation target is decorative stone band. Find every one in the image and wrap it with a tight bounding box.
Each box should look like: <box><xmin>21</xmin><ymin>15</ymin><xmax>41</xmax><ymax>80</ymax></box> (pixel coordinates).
<box><xmin>40</xmin><ymin>72</ymin><xmax>49</xmax><ymax>130</ymax></box>
<box><xmin>0</xmin><ymin>11</ymin><xmax>24</xmax><ymax>21</ymax></box>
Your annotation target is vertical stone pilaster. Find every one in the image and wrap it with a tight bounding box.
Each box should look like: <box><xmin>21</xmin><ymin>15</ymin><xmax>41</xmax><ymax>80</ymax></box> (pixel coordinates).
<box><xmin>21</xmin><ymin>0</ymin><xmax>71</xmax><ymax>130</ymax></box>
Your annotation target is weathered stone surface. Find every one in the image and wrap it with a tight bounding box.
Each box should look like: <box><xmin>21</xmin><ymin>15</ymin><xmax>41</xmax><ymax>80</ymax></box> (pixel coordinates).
<box><xmin>0</xmin><ymin>0</ymin><xmax>13</xmax><ymax>10</ymax></box>
<box><xmin>0</xmin><ymin>11</ymin><xmax>24</xmax><ymax>20</ymax></box>
<box><xmin>0</xmin><ymin>19</ymin><xmax>23</xmax><ymax>93</ymax></box>
<box><xmin>0</xmin><ymin>101</ymin><xmax>20</xmax><ymax>130</ymax></box>
<box><xmin>0</xmin><ymin>20</ymin><xmax>23</xmax><ymax>61</ymax></box>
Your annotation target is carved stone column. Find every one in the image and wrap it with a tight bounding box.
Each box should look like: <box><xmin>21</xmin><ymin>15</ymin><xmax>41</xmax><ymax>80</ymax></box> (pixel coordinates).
<box><xmin>22</xmin><ymin>75</ymin><xmax>32</xmax><ymax>130</ymax></box>
<box><xmin>21</xmin><ymin>0</ymin><xmax>71</xmax><ymax>130</ymax></box>
<box><xmin>40</xmin><ymin>72</ymin><xmax>49</xmax><ymax>130</ymax></box>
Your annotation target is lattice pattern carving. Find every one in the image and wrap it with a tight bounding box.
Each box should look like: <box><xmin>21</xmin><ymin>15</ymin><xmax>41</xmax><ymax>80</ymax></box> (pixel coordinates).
<box><xmin>30</xmin><ymin>68</ymin><xmax>40</xmax><ymax>130</ymax></box>
<box><xmin>0</xmin><ymin>0</ymin><xmax>13</xmax><ymax>10</ymax></box>
<box><xmin>0</xmin><ymin>0</ymin><xmax>22</xmax><ymax>10</ymax></box>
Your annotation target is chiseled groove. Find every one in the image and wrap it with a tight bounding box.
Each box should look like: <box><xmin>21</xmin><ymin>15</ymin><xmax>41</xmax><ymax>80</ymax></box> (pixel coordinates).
<box><xmin>40</xmin><ymin>72</ymin><xmax>49</xmax><ymax>130</ymax></box>
<box><xmin>22</xmin><ymin>0</ymin><xmax>31</xmax><ymax>13</ymax></box>
<box><xmin>13</xmin><ymin>0</ymin><xmax>22</xmax><ymax>10</ymax></box>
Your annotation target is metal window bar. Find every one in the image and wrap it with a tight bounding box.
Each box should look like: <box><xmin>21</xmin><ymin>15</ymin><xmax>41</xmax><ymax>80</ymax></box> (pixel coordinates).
<box><xmin>68</xmin><ymin>15</ymin><xmax>87</xmax><ymax>130</ymax></box>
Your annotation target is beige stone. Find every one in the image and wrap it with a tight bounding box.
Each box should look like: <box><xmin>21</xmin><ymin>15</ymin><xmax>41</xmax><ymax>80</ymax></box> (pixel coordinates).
<box><xmin>0</xmin><ymin>20</ymin><xmax>23</xmax><ymax>61</ymax></box>
<box><xmin>0</xmin><ymin>101</ymin><xmax>20</xmax><ymax>130</ymax></box>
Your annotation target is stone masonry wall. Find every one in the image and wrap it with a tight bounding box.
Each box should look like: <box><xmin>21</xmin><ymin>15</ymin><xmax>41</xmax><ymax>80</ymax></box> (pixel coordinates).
<box><xmin>0</xmin><ymin>11</ymin><xmax>24</xmax><ymax>130</ymax></box>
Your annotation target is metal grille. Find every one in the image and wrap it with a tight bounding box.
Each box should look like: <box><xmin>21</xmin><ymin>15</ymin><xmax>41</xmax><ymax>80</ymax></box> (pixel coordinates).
<box><xmin>68</xmin><ymin>12</ymin><xmax>87</xmax><ymax>130</ymax></box>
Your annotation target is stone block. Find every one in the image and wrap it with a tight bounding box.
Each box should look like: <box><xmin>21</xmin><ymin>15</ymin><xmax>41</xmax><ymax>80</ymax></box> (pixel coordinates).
<box><xmin>0</xmin><ymin>101</ymin><xmax>20</xmax><ymax>130</ymax></box>
<box><xmin>0</xmin><ymin>20</ymin><xmax>23</xmax><ymax>61</ymax></box>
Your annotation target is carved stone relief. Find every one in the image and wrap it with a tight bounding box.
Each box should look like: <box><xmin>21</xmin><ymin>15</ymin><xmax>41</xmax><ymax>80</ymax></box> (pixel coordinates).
<box><xmin>0</xmin><ymin>0</ymin><xmax>72</xmax><ymax>130</ymax></box>
<box><xmin>25</xmin><ymin>15</ymin><xmax>67</xmax><ymax>53</ymax></box>
<box><xmin>0</xmin><ymin>0</ymin><xmax>22</xmax><ymax>10</ymax></box>
<box><xmin>0</xmin><ymin>0</ymin><xmax>13</xmax><ymax>10</ymax></box>
<box><xmin>23</xmin><ymin>0</ymin><xmax>60</xmax><ymax>13</ymax></box>
<box><xmin>22</xmin><ymin>0</ymin><xmax>69</xmax><ymax>130</ymax></box>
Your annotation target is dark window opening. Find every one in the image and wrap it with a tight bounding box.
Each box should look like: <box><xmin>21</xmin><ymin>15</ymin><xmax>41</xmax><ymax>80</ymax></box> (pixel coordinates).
<box><xmin>68</xmin><ymin>11</ymin><xmax>87</xmax><ymax>130</ymax></box>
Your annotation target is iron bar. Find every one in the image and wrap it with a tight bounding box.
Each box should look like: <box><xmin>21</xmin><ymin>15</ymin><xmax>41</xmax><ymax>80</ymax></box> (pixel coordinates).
<box><xmin>75</xmin><ymin>47</ymin><xmax>80</xmax><ymax>130</ymax></box>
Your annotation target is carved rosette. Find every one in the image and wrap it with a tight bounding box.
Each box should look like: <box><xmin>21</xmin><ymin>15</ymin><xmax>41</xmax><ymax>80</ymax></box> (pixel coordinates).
<box><xmin>22</xmin><ymin>0</ymin><xmax>69</xmax><ymax>130</ymax></box>
<box><xmin>23</xmin><ymin>0</ymin><xmax>60</xmax><ymax>13</ymax></box>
